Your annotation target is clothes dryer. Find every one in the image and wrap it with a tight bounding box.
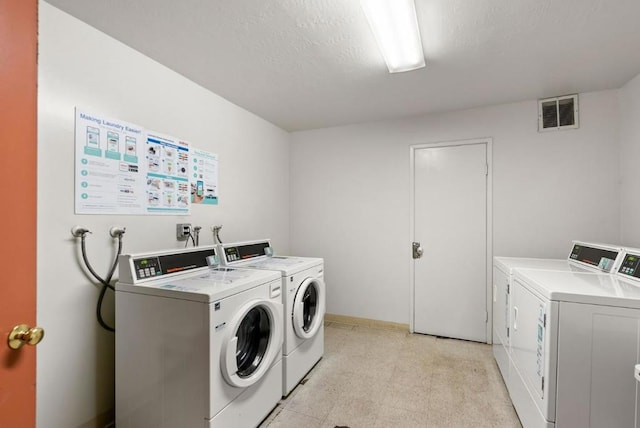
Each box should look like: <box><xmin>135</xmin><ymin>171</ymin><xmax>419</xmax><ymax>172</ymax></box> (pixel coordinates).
<box><xmin>508</xmin><ymin>247</ymin><xmax>640</xmax><ymax>428</ymax></box>
<box><xmin>492</xmin><ymin>241</ymin><xmax>624</xmax><ymax>387</ymax></box>
<box><xmin>220</xmin><ymin>240</ymin><xmax>325</xmax><ymax>396</ymax></box>
<box><xmin>115</xmin><ymin>246</ymin><xmax>283</xmax><ymax>428</ymax></box>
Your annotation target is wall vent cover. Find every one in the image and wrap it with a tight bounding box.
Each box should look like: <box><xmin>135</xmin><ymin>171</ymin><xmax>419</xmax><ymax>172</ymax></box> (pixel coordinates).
<box><xmin>538</xmin><ymin>94</ymin><xmax>579</xmax><ymax>132</ymax></box>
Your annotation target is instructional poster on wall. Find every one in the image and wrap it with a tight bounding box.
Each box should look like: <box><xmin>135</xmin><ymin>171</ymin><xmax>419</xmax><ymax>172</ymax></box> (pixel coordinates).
<box><xmin>190</xmin><ymin>148</ymin><xmax>219</xmax><ymax>205</ymax></box>
<box><xmin>145</xmin><ymin>132</ymin><xmax>190</xmax><ymax>214</ymax></box>
<box><xmin>75</xmin><ymin>108</ymin><xmax>197</xmax><ymax>215</ymax></box>
<box><xmin>74</xmin><ymin>109</ymin><xmax>146</xmax><ymax>214</ymax></box>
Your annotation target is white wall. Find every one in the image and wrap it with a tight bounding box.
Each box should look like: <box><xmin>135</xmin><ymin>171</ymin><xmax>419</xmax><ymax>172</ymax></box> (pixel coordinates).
<box><xmin>619</xmin><ymin>72</ymin><xmax>640</xmax><ymax>247</ymax></box>
<box><xmin>290</xmin><ymin>90</ymin><xmax>621</xmax><ymax>325</ymax></box>
<box><xmin>37</xmin><ymin>3</ymin><xmax>290</xmax><ymax>427</ymax></box>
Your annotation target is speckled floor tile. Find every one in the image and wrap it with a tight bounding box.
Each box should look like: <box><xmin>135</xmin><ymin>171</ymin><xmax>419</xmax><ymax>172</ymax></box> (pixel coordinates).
<box><xmin>338</xmin><ymin>372</ymin><xmax>391</xmax><ymax>403</ymax></box>
<box><xmin>263</xmin><ymin>323</ymin><xmax>522</xmax><ymax>428</ymax></box>
<box><xmin>374</xmin><ymin>405</ymin><xmax>429</xmax><ymax>428</ymax></box>
<box><xmin>283</xmin><ymin>390</ymin><xmax>337</xmax><ymax>421</ymax></box>
<box><xmin>263</xmin><ymin>409</ymin><xmax>323</xmax><ymax>428</ymax></box>
<box><xmin>322</xmin><ymin>397</ymin><xmax>379</xmax><ymax>428</ymax></box>
<box><xmin>382</xmin><ymin>378</ymin><xmax>431</xmax><ymax>412</ymax></box>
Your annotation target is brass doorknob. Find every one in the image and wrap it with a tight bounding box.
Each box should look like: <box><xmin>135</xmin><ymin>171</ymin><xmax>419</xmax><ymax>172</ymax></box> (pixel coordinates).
<box><xmin>8</xmin><ymin>324</ymin><xmax>45</xmax><ymax>350</ymax></box>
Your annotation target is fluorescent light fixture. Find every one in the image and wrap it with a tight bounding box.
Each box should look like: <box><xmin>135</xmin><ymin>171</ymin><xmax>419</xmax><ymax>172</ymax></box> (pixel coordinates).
<box><xmin>361</xmin><ymin>0</ymin><xmax>425</xmax><ymax>73</ymax></box>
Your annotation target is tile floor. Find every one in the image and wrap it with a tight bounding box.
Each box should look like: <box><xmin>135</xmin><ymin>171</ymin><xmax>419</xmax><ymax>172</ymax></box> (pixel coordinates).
<box><xmin>260</xmin><ymin>321</ymin><xmax>522</xmax><ymax>428</ymax></box>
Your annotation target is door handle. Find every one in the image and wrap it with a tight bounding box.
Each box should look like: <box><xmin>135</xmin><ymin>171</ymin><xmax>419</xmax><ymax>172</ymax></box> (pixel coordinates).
<box><xmin>412</xmin><ymin>242</ymin><xmax>423</xmax><ymax>259</ymax></box>
<box><xmin>8</xmin><ymin>324</ymin><xmax>45</xmax><ymax>350</ymax></box>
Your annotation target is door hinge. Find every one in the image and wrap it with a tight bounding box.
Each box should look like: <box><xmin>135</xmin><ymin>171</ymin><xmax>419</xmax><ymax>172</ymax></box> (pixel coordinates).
<box><xmin>507</xmin><ymin>327</ymin><xmax>509</xmax><ymax>338</ymax></box>
<box><xmin>542</xmin><ymin>376</ymin><xmax>545</xmax><ymax>391</ymax></box>
<box><xmin>485</xmin><ymin>163</ymin><xmax>489</xmax><ymax>176</ymax></box>
<box><xmin>507</xmin><ymin>284</ymin><xmax>510</xmax><ymax>294</ymax></box>
<box><xmin>543</xmin><ymin>313</ymin><xmax>547</xmax><ymax>328</ymax></box>
<box><xmin>485</xmin><ymin>311</ymin><xmax>489</xmax><ymax>323</ymax></box>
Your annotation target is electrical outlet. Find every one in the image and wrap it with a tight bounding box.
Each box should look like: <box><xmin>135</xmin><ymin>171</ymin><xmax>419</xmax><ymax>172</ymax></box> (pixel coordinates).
<box><xmin>176</xmin><ymin>223</ymin><xmax>192</xmax><ymax>241</ymax></box>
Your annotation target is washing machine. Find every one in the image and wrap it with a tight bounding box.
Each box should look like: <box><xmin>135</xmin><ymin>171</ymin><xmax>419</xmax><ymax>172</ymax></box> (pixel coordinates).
<box><xmin>492</xmin><ymin>241</ymin><xmax>624</xmax><ymax>388</ymax></box>
<box><xmin>507</xmin><ymin>247</ymin><xmax>640</xmax><ymax>428</ymax></box>
<box><xmin>219</xmin><ymin>239</ymin><xmax>325</xmax><ymax>396</ymax></box>
<box><xmin>115</xmin><ymin>245</ymin><xmax>284</xmax><ymax>428</ymax></box>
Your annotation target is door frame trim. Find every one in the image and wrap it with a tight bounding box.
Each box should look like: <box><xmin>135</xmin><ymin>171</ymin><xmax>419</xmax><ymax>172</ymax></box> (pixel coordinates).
<box><xmin>409</xmin><ymin>138</ymin><xmax>493</xmax><ymax>343</ymax></box>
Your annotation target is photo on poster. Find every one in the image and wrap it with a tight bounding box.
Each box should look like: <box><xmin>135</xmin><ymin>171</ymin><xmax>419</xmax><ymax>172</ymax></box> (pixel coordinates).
<box><xmin>145</xmin><ymin>132</ymin><xmax>190</xmax><ymax>215</ymax></box>
<box><xmin>190</xmin><ymin>148</ymin><xmax>219</xmax><ymax>205</ymax></box>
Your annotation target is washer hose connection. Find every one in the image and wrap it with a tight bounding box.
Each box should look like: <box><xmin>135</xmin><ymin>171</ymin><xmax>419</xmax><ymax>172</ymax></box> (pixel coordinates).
<box><xmin>71</xmin><ymin>225</ymin><xmax>125</xmax><ymax>332</ymax></box>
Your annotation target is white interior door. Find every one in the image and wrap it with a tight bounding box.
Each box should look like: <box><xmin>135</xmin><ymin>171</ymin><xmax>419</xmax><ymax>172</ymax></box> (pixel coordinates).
<box><xmin>413</xmin><ymin>142</ymin><xmax>488</xmax><ymax>342</ymax></box>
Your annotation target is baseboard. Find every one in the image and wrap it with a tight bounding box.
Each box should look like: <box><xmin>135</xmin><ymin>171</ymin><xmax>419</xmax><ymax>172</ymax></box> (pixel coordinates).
<box><xmin>324</xmin><ymin>313</ymin><xmax>409</xmax><ymax>332</ymax></box>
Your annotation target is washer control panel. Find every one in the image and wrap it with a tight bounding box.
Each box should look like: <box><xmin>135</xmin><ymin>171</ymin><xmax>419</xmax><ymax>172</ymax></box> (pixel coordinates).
<box><xmin>129</xmin><ymin>247</ymin><xmax>217</xmax><ymax>281</ymax></box>
<box><xmin>133</xmin><ymin>257</ymin><xmax>161</xmax><ymax>279</ymax></box>
<box><xmin>618</xmin><ymin>252</ymin><xmax>640</xmax><ymax>280</ymax></box>
<box><xmin>223</xmin><ymin>241</ymin><xmax>271</xmax><ymax>264</ymax></box>
<box><xmin>568</xmin><ymin>243</ymin><xmax>619</xmax><ymax>272</ymax></box>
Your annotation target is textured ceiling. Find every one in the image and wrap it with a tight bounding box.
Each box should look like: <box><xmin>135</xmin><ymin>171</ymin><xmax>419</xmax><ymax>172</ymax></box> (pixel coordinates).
<box><xmin>45</xmin><ymin>0</ymin><xmax>640</xmax><ymax>131</ymax></box>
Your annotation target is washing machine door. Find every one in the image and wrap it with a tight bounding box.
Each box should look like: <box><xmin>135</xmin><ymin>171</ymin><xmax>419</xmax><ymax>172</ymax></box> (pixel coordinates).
<box><xmin>221</xmin><ymin>299</ymin><xmax>283</xmax><ymax>388</ymax></box>
<box><xmin>292</xmin><ymin>277</ymin><xmax>326</xmax><ymax>340</ymax></box>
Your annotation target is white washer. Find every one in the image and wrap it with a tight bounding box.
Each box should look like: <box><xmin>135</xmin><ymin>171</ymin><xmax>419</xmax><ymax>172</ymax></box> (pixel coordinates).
<box><xmin>507</xmin><ymin>247</ymin><xmax>640</xmax><ymax>428</ymax></box>
<box><xmin>115</xmin><ymin>246</ymin><xmax>284</xmax><ymax>428</ymax></box>
<box><xmin>493</xmin><ymin>241</ymin><xmax>624</xmax><ymax>388</ymax></box>
<box><xmin>220</xmin><ymin>240</ymin><xmax>325</xmax><ymax>396</ymax></box>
